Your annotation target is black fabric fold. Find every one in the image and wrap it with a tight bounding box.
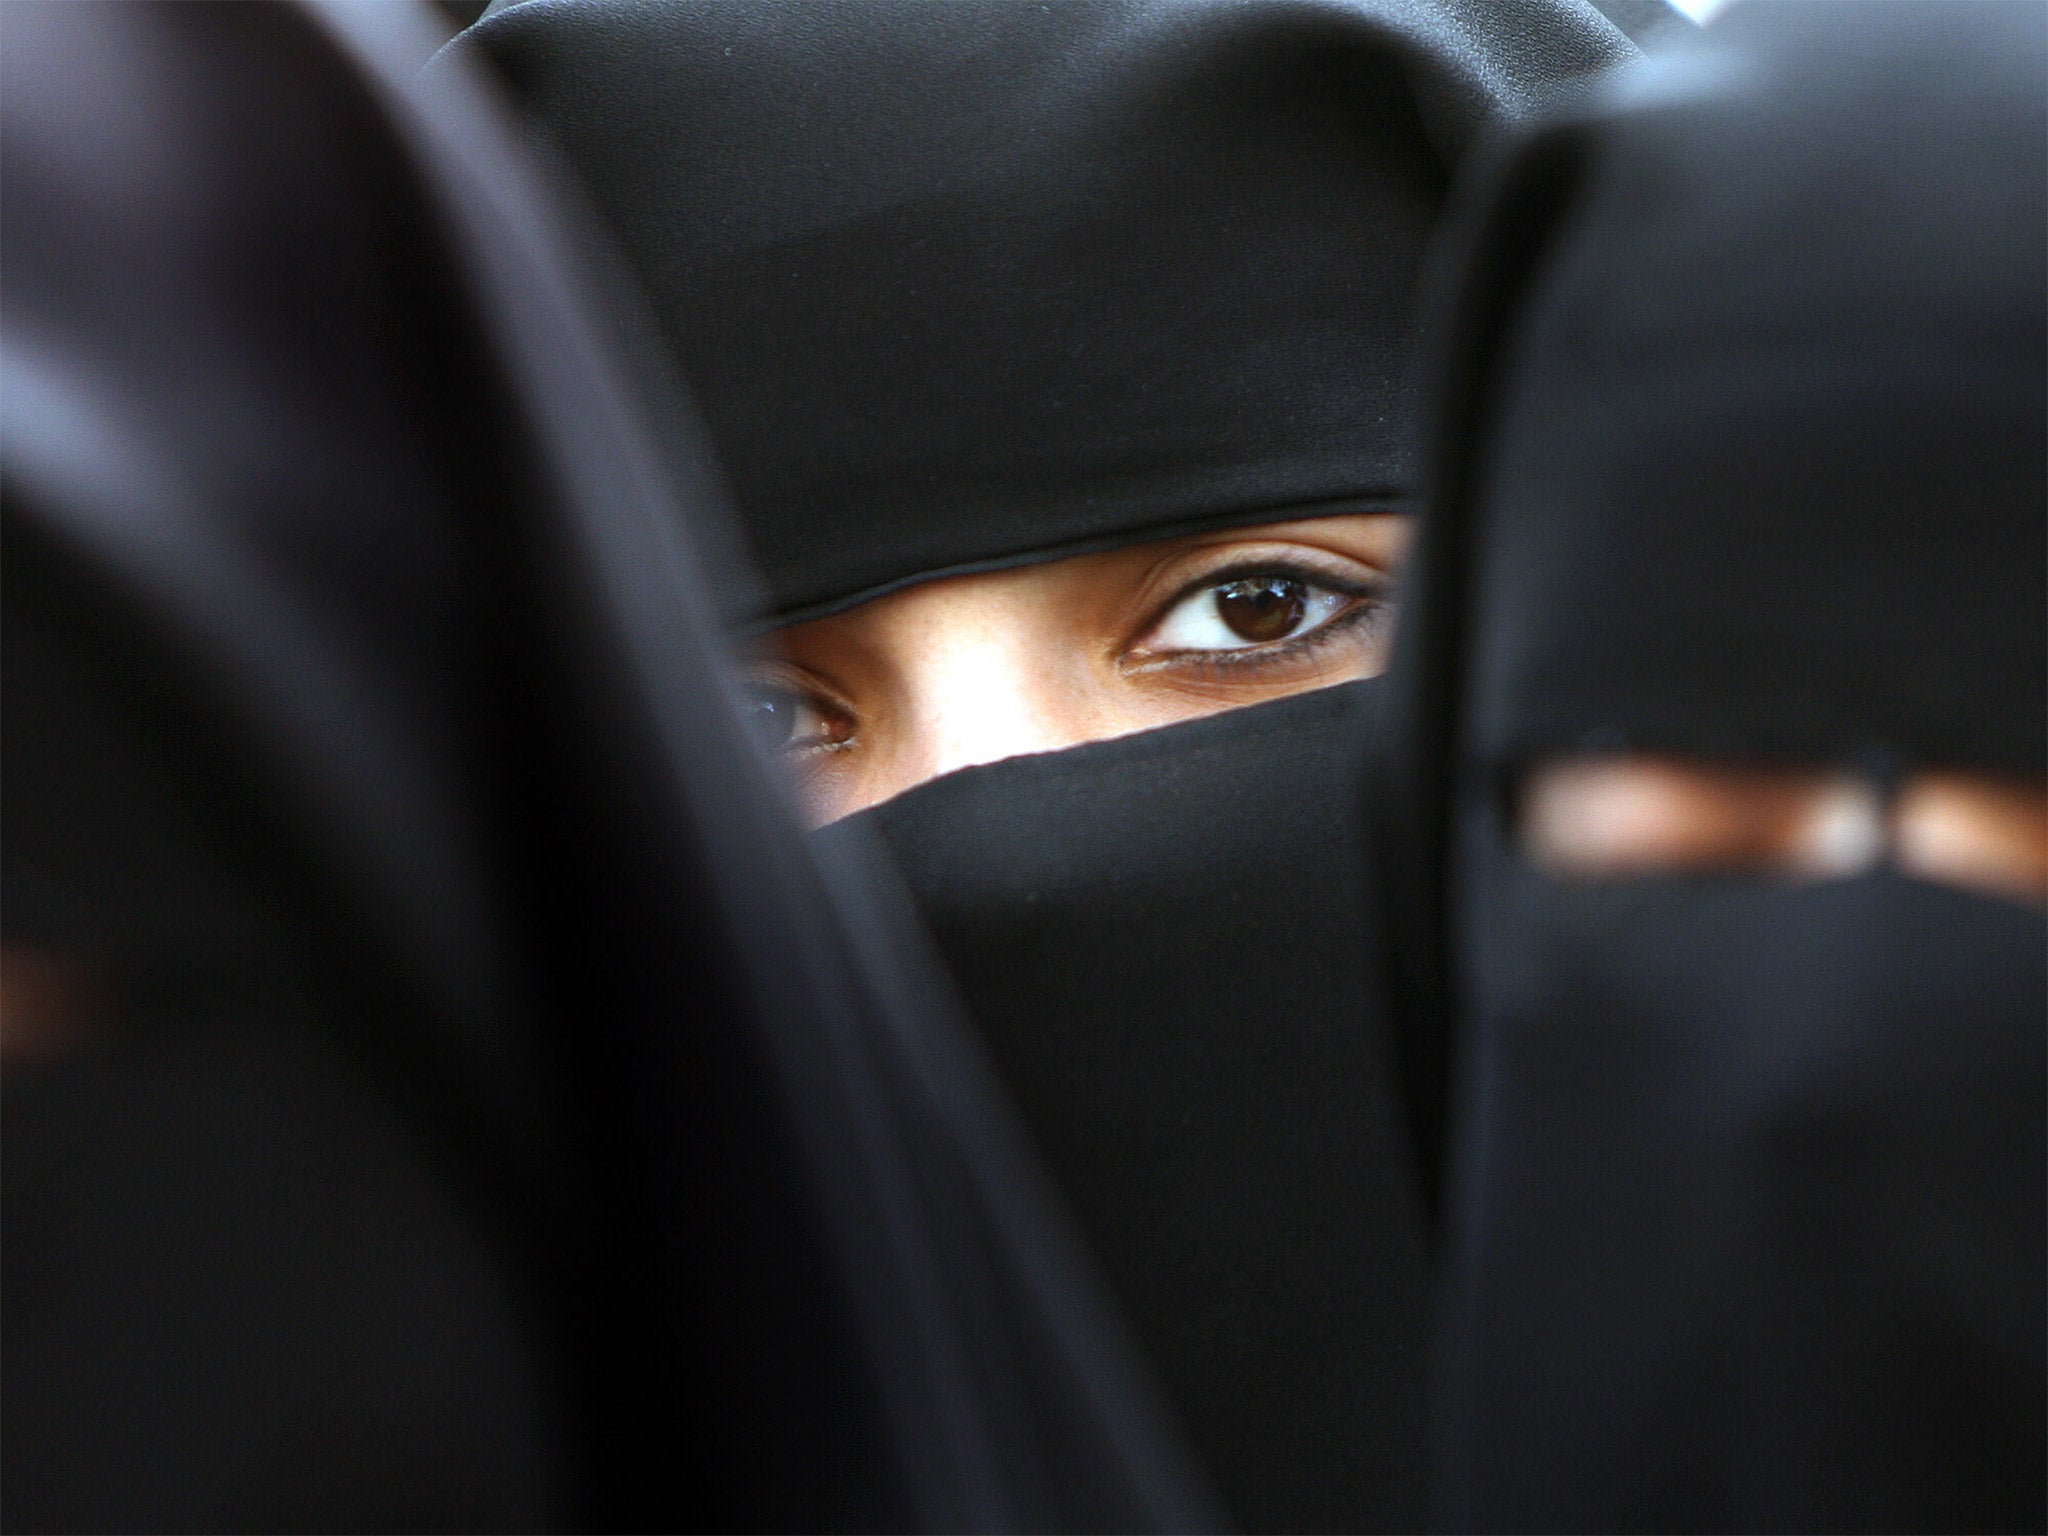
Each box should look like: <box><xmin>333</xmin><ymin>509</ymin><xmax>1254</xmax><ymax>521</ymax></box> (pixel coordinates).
<box><xmin>1</xmin><ymin>4</ymin><xmax>1212</xmax><ymax>1529</ymax></box>
<box><xmin>830</xmin><ymin>683</ymin><xmax>1432</xmax><ymax>1534</ymax></box>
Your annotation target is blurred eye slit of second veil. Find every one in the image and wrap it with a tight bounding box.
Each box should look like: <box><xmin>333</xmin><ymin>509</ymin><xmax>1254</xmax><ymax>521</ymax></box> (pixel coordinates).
<box><xmin>442</xmin><ymin>2</ymin><xmax>1638</xmax><ymax>1530</ymax></box>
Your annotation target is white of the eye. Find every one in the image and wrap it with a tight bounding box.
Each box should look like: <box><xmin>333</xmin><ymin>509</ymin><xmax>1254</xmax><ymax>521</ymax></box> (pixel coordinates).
<box><xmin>1795</xmin><ymin>775</ymin><xmax>1887</xmax><ymax>878</ymax></box>
<box><xmin>782</xmin><ymin>693</ymin><xmax>833</xmax><ymax>747</ymax></box>
<box><xmin>1146</xmin><ymin>581</ymin><xmax>1350</xmax><ymax>652</ymax></box>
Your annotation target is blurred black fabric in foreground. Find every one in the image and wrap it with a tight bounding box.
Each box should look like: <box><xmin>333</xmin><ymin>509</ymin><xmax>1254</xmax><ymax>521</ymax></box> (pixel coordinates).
<box><xmin>0</xmin><ymin>3</ymin><xmax>1208</xmax><ymax>1530</ymax></box>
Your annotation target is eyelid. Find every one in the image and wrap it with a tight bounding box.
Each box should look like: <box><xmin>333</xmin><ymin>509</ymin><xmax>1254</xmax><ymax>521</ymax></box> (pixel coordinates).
<box><xmin>741</xmin><ymin>657</ymin><xmax>855</xmax><ymax>713</ymax></box>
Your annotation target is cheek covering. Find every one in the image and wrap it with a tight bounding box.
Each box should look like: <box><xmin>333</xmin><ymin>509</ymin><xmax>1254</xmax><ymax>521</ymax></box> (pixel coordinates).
<box><xmin>827</xmin><ymin>682</ymin><xmax>1431</xmax><ymax>1535</ymax></box>
<box><xmin>442</xmin><ymin>0</ymin><xmax>1632</xmax><ymax>621</ymax></box>
<box><xmin>0</xmin><ymin>4</ymin><xmax>1211</xmax><ymax>1530</ymax></box>
<box><xmin>1379</xmin><ymin>2</ymin><xmax>2046</xmax><ymax>1530</ymax></box>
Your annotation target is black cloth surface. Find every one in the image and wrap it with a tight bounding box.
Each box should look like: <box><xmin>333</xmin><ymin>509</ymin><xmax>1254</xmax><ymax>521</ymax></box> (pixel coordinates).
<box><xmin>1377</xmin><ymin>3</ymin><xmax>2047</xmax><ymax>1529</ymax></box>
<box><xmin>445</xmin><ymin>0</ymin><xmax>1630</xmax><ymax>621</ymax></box>
<box><xmin>1582</xmin><ymin>0</ymin><xmax>1698</xmax><ymax>51</ymax></box>
<box><xmin>1</xmin><ymin>4</ymin><xmax>1210</xmax><ymax>1530</ymax></box>
<box><xmin>828</xmin><ymin>683</ymin><xmax>1432</xmax><ymax>1534</ymax></box>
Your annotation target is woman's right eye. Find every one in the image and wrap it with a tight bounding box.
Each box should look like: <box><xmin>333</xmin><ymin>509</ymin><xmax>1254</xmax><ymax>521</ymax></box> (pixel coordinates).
<box><xmin>742</xmin><ymin>681</ymin><xmax>851</xmax><ymax>754</ymax></box>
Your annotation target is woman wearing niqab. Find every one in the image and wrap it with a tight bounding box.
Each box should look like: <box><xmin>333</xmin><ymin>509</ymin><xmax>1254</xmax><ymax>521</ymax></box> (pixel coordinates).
<box><xmin>1380</xmin><ymin>2</ymin><xmax>2046</xmax><ymax>1528</ymax></box>
<box><xmin>442</xmin><ymin>2</ymin><xmax>1638</xmax><ymax>1528</ymax></box>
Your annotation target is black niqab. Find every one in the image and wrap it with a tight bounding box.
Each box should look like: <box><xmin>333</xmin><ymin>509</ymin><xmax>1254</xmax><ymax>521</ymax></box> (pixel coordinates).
<box><xmin>1381</xmin><ymin>4</ymin><xmax>2047</xmax><ymax>1528</ymax></box>
<box><xmin>830</xmin><ymin>683</ymin><xmax>1429</xmax><ymax>1533</ymax></box>
<box><xmin>446</xmin><ymin>0</ymin><xmax>1631</xmax><ymax>621</ymax></box>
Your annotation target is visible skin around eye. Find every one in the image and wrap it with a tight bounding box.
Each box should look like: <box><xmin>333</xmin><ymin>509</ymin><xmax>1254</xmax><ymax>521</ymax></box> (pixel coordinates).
<box><xmin>0</xmin><ymin>940</ymin><xmax>107</xmax><ymax>1062</ymax></box>
<box><xmin>742</xmin><ymin>513</ymin><xmax>1408</xmax><ymax>825</ymax></box>
<box><xmin>1893</xmin><ymin>771</ymin><xmax>2048</xmax><ymax>904</ymax></box>
<box><xmin>1522</xmin><ymin>753</ymin><xmax>2048</xmax><ymax>906</ymax></box>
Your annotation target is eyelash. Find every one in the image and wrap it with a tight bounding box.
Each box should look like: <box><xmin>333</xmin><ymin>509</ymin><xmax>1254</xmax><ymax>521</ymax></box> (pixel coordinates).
<box><xmin>1128</xmin><ymin>562</ymin><xmax>1393</xmax><ymax>677</ymax></box>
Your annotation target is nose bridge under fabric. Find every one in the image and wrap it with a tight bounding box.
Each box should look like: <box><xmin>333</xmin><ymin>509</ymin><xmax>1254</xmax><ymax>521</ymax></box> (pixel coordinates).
<box><xmin>1384</xmin><ymin>3</ymin><xmax>2047</xmax><ymax>1531</ymax></box>
<box><xmin>0</xmin><ymin>3</ymin><xmax>1213</xmax><ymax>1530</ymax></box>
<box><xmin>839</xmin><ymin>681</ymin><xmax>1434</xmax><ymax>1534</ymax></box>
<box><xmin>902</xmin><ymin>618</ymin><xmax>1085</xmax><ymax>783</ymax></box>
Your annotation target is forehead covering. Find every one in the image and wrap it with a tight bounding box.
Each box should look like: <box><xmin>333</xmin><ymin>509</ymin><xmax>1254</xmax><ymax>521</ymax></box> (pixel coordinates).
<box><xmin>446</xmin><ymin>0</ymin><xmax>1630</xmax><ymax>620</ymax></box>
<box><xmin>1456</xmin><ymin>3</ymin><xmax>2045</xmax><ymax>778</ymax></box>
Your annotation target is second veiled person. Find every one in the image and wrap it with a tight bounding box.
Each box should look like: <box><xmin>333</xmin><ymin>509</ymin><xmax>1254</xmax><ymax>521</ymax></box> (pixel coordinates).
<box><xmin>1381</xmin><ymin>3</ymin><xmax>2046</xmax><ymax>1528</ymax></box>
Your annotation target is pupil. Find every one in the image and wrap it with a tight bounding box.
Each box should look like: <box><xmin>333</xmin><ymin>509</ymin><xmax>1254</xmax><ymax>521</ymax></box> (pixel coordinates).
<box><xmin>1215</xmin><ymin>577</ymin><xmax>1307</xmax><ymax>642</ymax></box>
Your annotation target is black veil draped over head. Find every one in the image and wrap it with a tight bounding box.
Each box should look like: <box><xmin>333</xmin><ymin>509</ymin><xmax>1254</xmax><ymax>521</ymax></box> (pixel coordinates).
<box><xmin>0</xmin><ymin>3</ymin><xmax>1212</xmax><ymax>1531</ymax></box>
<box><xmin>447</xmin><ymin>0</ymin><xmax>1634</xmax><ymax>622</ymax></box>
<box><xmin>1378</xmin><ymin>2</ymin><xmax>2046</xmax><ymax>1529</ymax></box>
<box><xmin>446</xmin><ymin>2</ymin><xmax>1636</xmax><ymax>1530</ymax></box>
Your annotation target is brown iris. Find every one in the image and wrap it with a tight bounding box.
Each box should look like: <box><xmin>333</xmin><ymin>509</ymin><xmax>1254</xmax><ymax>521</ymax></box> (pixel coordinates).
<box><xmin>1214</xmin><ymin>576</ymin><xmax>1308</xmax><ymax>642</ymax></box>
